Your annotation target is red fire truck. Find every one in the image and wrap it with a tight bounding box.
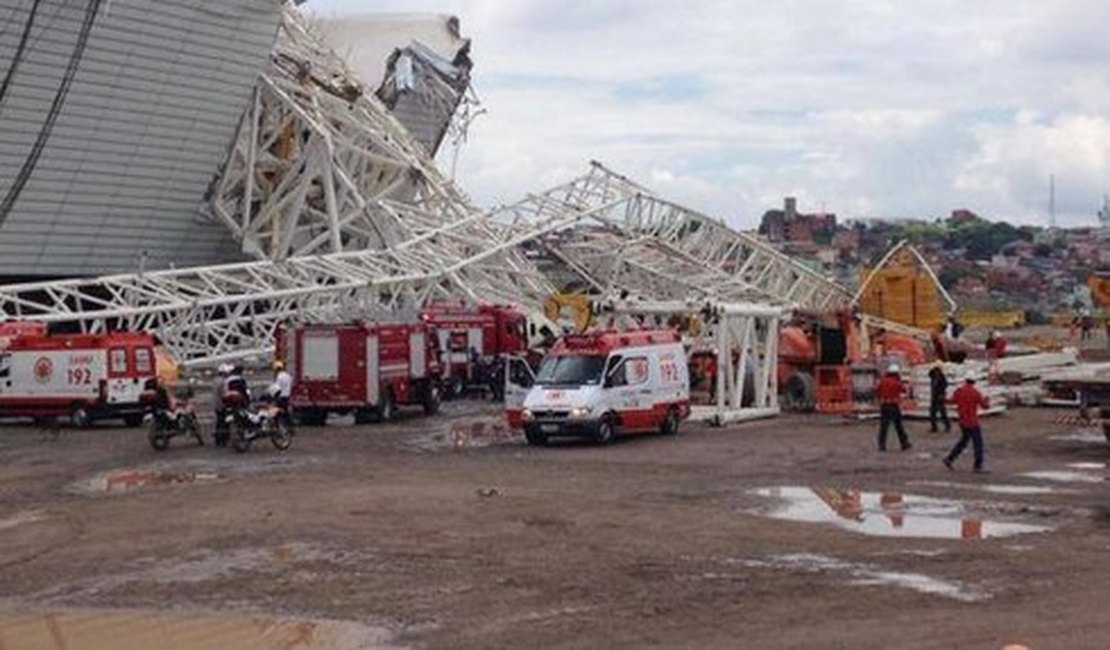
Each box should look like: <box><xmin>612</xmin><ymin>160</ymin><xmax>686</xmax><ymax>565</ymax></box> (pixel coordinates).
<box><xmin>419</xmin><ymin>303</ymin><xmax>533</xmax><ymax>396</ymax></box>
<box><xmin>281</xmin><ymin>321</ymin><xmax>443</xmax><ymax>426</ymax></box>
<box><xmin>0</xmin><ymin>327</ymin><xmax>157</xmax><ymax>427</ymax></box>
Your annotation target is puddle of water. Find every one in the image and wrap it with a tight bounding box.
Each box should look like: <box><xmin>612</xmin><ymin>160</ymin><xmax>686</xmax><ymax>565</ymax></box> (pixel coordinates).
<box><xmin>0</xmin><ymin>610</ymin><xmax>400</xmax><ymax>650</ymax></box>
<box><xmin>751</xmin><ymin>487</ymin><xmax>1051</xmax><ymax>539</ymax></box>
<box><xmin>1049</xmin><ymin>431</ymin><xmax>1106</xmax><ymax>443</ymax></box>
<box><xmin>0</xmin><ymin>510</ymin><xmax>46</xmax><ymax>531</ymax></box>
<box><xmin>911</xmin><ymin>480</ymin><xmax>1059</xmax><ymax>496</ymax></box>
<box><xmin>1020</xmin><ymin>471</ymin><xmax>1104</xmax><ymax>484</ymax></box>
<box><xmin>72</xmin><ymin>469</ymin><xmax>220</xmax><ymax>495</ymax></box>
<box><xmin>732</xmin><ymin>554</ymin><xmax>988</xmax><ymax>602</ymax></box>
<box><xmin>1068</xmin><ymin>462</ymin><xmax>1106</xmax><ymax>470</ymax></box>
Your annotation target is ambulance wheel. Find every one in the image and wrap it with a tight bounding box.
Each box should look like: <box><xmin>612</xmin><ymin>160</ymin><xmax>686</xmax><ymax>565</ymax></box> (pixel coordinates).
<box><xmin>524</xmin><ymin>428</ymin><xmax>547</xmax><ymax>446</ymax></box>
<box><xmin>594</xmin><ymin>418</ymin><xmax>615</xmax><ymax>446</ymax></box>
<box><xmin>271</xmin><ymin>423</ymin><xmax>292</xmax><ymax>451</ymax></box>
<box><xmin>148</xmin><ymin>431</ymin><xmax>170</xmax><ymax>451</ymax></box>
<box><xmin>660</xmin><ymin>408</ymin><xmax>680</xmax><ymax>436</ymax></box>
<box><xmin>69</xmin><ymin>405</ymin><xmax>91</xmax><ymax>429</ymax></box>
<box><xmin>377</xmin><ymin>391</ymin><xmax>395</xmax><ymax>422</ymax></box>
<box><xmin>423</xmin><ymin>384</ymin><xmax>441</xmax><ymax>416</ymax></box>
<box><xmin>123</xmin><ymin>414</ymin><xmax>144</xmax><ymax>427</ymax></box>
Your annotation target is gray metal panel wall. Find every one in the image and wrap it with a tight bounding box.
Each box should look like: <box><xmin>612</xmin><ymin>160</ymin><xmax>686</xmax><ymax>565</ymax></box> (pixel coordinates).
<box><xmin>0</xmin><ymin>0</ymin><xmax>281</xmax><ymax>276</ymax></box>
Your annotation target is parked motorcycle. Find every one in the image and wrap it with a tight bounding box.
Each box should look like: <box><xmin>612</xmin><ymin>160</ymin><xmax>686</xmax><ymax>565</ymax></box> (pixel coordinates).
<box><xmin>226</xmin><ymin>399</ymin><xmax>292</xmax><ymax>453</ymax></box>
<box><xmin>146</xmin><ymin>397</ymin><xmax>204</xmax><ymax>451</ymax></box>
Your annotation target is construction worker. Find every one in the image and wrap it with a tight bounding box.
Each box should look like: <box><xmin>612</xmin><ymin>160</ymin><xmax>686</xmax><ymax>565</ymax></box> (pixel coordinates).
<box><xmin>943</xmin><ymin>373</ymin><xmax>991</xmax><ymax>472</ymax></box>
<box><xmin>928</xmin><ymin>360</ymin><xmax>950</xmax><ymax>433</ymax></box>
<box><xmin>985</xmin><ymin>330</ymin><xmax>1006</xmax><ymax>382</ymax></box>
<box><xmin>876</xmin><ymin>363</ymin><xmax>912</xmax><ymax>452</ymax></box>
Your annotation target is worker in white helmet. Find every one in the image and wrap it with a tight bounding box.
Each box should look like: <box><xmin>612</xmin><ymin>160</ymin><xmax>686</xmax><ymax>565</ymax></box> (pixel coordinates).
<box><xmin>875</xmin><ymin>363</ymin><xmax>912</xmax><ymax>452</ymax></box>
<box><xmin>943</xmin><ymin>372</ymin><xmax>991</xmax><ymax>472</ymax></box>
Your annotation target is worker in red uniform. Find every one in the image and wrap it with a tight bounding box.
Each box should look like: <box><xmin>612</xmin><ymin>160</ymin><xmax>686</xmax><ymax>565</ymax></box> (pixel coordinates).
<box><xmin>943</xmin><ymin>373</ymin><xmax>990</xmax><ymax>472</ymax></box>
<box><xmin>876</xmin><ymin>363</ymin><xmax>912</xmax><ymax>452</ymax></box>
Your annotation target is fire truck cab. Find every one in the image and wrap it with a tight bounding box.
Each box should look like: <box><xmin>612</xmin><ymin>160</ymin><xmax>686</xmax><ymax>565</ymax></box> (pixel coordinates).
<box><xmin>283</xmin><ymin>321</ymin><xmax>442</xmax><ymax>426</ymax></box>
<box><xmin>0</xmin><ymin>327</ymin><xmax>157</xmax><ymax>427</ymax></box>
<box><xmin>420</xmin><ymin>303</ymin><xmax>533</xmax><ymax>396</ymax></box>
<box><xmin>506</xmin><ymin>330</ymin><xmax>690</xmax><ymax>446</ymax></box>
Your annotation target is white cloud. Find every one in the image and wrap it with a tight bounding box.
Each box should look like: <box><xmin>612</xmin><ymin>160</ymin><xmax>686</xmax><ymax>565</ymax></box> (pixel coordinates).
<box><xmin>310</xmin><ymin>0</ymin><xmax>1110</xmax><ymax>227</ymax></box>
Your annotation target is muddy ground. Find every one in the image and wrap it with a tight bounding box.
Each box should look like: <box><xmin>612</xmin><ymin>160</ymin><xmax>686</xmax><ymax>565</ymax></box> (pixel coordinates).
<box><xmin>1</xmin><ymin>403</ymin><xmax>1108</xmax><ymax>649</ymax></box>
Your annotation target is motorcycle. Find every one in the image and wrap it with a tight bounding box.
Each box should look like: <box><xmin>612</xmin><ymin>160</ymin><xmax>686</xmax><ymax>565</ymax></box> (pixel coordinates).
<box><xmin>226</xmin><ymin>398</ymin><xmax>292</xmax><ymax>453</ymax></box>
<box><xmin>146</xmin><ymin>397</ymin><xmax>204</xmax><ymax>451</ymax></box>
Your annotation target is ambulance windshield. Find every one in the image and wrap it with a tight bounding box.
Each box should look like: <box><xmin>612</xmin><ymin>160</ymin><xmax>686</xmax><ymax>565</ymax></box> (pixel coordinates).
<box><xmin>536</xmin><ymin>354</ymin><xmax>606</xmax><ymax>387</ymax></box>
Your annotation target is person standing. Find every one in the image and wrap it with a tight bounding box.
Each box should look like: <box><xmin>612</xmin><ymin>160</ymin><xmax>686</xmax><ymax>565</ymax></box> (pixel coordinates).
<box><xmin>986</xmin><ymin>330</ymin><xmax>1006</xmax><ymax>382</ymax></box>
<box><xmin>928</xmin><ymin>360</ymin><xmax>951</xmax><ymax>433</ymax></box>
<box><xmin>212</xmin><ymin>364</ymin><xmax>231</xmax><ymax>447</ymax></box>
<box><xmin>943</xmin><ymin>374</ymin><xmax>991</xmax><ymax>472</ymax></box>
<box><xmin>271</xmin><ymin>359</ymin><xmax>293</xmax><ymax>428</ymax></box>
<box><xmin>876</xmin><ymin>364</ymin><xmax>912</xmax><ymax>452</ymax></box>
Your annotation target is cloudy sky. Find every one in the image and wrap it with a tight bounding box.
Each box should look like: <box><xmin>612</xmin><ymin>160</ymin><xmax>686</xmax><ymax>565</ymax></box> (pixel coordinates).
<box><xmin>311</xmin><ymin>0</ymin><xmax>1110</xmax><ymax>229</ymax></box>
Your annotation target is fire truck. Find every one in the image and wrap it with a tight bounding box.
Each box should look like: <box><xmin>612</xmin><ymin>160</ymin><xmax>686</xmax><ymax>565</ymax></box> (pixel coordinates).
<box><xmin>0</xmin><ymin>326</ymin><xmax>157</xmax><ymax>427</ymax></box>
<box><xmin>281</xmin><ymin>321</ymin><xmax>443</xmax><ymax>426</ymax></box>
<box><xmin>419</xmin><ymin>303</ymin><xmax>536</xmax><ymax>396</ymax></box>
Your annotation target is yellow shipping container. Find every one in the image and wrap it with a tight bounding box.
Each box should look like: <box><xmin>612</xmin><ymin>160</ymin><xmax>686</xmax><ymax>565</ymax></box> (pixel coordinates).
<box><xmin>857</xmin><ymin>248</ymin><xmax>946</xmax><ymax>331</ymax></box>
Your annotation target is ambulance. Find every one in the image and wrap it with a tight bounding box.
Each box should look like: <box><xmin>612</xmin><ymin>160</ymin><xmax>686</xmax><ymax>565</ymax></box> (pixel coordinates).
<box><xmin>0</xmin><ymin>327</ymin><xmax>157</xmax><ymax>427</ymax></box>
<box><xmin>505</xmin><ymin>330</ymin><xmax>690</xmax><ymax>446</ymax></box>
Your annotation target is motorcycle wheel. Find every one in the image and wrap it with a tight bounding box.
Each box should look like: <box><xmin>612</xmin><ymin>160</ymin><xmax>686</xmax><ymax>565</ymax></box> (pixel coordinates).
<box><xmin>183</xmin><ymin>414</ymin><xmax>204</xmax><ymax>446</ymax></box>
<box><xmin>148</xmin><ymin>429</ymin><xmax>170</xmax><ymax>451</ymax></box>
<box><xmin>232</xmin><ymin>422</ymin><xmax>251</xmax><ymax>453</ymax></box>
<box><xmin>271</xmin><ymin>422</ymin><xmax>292</xmax><ymax>451</ymax></box>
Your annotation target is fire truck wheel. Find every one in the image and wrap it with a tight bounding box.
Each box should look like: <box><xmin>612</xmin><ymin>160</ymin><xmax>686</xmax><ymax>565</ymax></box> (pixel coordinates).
<box><xmin>69</xmin><ymin>405</ymin><xmax>91</xmax><ymax>429</ymax></box>
<box><xmin>594</xmin><ymin>418</ymin><xmax>615</xmax><ymax>446</ymax></box>
<box><xmin>353</xmin><ymin>408</ymin><xmax>375</xmax><ymax>425</ymax></box>
<box><xmin>297</xmin><ymin>409</ymin><xmax>327</xmax><ymax>427</ymax></box>
<box><xmin>148</xmin><ymin>431</ymin><xmax>170</xmax><ymax>451</ymax></box>
<box><xmin>660</xmin><ymin>408</ymin><xmax>680</xmax><ymax>436</ymax></box>
<box><xmin>377</xmin><ymin>391</ymin><xmax>395</xmax><ymax>422</ymax></box>
<box><xmin>782</xmin><ymin>371</ymin><xmax>816</xmax><ymax>412</ymax></box>
<box><xmin>423</xmin><ymin>384</ymin><xmax>442</xmax><ymax>415</ymax></box>
<box><xmin>123</xmin><ymin>414</ymin><xmax>144</xmax><ymax>427</ymax></box>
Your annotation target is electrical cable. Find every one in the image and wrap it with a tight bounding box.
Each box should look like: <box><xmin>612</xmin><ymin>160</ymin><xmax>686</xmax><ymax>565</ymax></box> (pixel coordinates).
<box><xmin>0</xmin><ymin>0</ymin><xmax>102</xmax><ymax>226</ymax></box>
<box><xmin>0</xmin><ymin>0</ymin><xmax>42</xmax><ymax>108</ymax></box>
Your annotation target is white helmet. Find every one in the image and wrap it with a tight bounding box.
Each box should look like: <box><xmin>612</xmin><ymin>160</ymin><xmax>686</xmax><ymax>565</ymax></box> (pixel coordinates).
<box><xmin>217</xmin><ymin>363</ymin><xmax>232</xmax><ymax>376</ymax></box>
<box><xmin>963</xmin><ymin>372</ymin><xmax>977</xmax><ymax>383</ymax></box>
<box><xmin>886</xmin><ymin>363</ymin><xmax>900</xmax><ymax>374</ymax></box>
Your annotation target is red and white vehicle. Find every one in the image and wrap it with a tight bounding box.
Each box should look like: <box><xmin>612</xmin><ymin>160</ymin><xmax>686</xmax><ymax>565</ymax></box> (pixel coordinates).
<box><xmin>505</xmin><ymin>330</ymin><xmax>690</xmax><ymax>446</ymax></box>
<box><xmin>420</xmin><ymin>303</ymin><xmax>533</xmax><ymax>396</ymax></box>
<box><xmin>0</xmin><ymin>326</ymin><xmax>157</xmax><ymax>427</ymax></box>
<box><xmin>281</xmin><ymin>321</ymin><xmax>443</xmax><ymax>426</ymax></box>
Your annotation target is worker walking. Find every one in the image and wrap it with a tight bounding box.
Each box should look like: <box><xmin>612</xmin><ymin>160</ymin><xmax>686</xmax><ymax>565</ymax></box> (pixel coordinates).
<box><xmin>271</xmin><ymin>360</ymin><xmax>293</xmax><ymax>428</ymax></box>
<box><xmin>928</xmin><ymin>360</ymin><xmax>951</xmax><ymax>433</ymax></box>
<box><xmin>876</xmin><ymin>363</ymin><xmax>912</xmax><ymax>452</ymax></box>
<box><xmin>943</xmin><ymin>373</ymin><xmax>991</xmax><ymax>472</ymax></box>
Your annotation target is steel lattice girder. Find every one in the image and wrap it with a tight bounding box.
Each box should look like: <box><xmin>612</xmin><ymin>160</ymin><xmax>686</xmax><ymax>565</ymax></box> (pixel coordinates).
<box><xmin>517</xmin><ymin>163</ymin><xmax>852</xmax><ymax>310</ymax></box>
<box><xmin>209</xmin><ymin>8</ymin><xmax>476</xmax><ymax>261</ymax></box>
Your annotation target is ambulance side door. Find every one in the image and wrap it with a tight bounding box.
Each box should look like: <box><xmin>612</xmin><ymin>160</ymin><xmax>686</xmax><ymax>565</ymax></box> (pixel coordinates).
<box><xmin>504</xmin><ymin>355</ymin><xmax>535</xmax><ymax>429</ymax></box>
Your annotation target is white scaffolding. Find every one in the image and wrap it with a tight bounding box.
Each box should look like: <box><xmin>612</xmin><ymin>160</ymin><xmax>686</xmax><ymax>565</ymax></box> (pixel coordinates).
<box><xmin>604</xmin><ymin>300</ymin><xmax>785</xmax><ymax>426</ymax></box>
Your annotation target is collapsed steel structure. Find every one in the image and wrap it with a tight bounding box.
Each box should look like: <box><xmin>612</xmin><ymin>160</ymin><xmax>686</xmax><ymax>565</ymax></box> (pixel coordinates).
<box><xmin>0</xmin><ymin>8</ymin><xmax>856</xmax><ymax>367</ymax></box>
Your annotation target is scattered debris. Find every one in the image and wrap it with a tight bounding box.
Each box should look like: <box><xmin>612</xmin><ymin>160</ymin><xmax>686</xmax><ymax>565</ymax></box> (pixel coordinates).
<box><xmin>70</xmin><ymin>469</ymin><xmax>220</xmax><ymax>495</ymax></box>
<box><xmin>476</xmin><ymin>487</ymin><xmax>502</xmax><ymax>498</ymax></box>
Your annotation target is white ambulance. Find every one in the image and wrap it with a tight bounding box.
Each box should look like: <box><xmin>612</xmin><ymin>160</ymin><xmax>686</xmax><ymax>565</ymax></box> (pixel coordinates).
<box><xmin>505</xmin><ymin>329</ymin><xmax>690</xmax><ymax>446</ymax></box>
<box><xmin>0</xmin><ymin>329</ymin><xmax>156</xmax><ymax>427</ymax></box>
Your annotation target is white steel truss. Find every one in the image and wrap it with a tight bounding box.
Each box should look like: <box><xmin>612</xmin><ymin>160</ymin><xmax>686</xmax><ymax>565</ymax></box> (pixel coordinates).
<box><xmin>209</xmin><ymin>8</ymin><xmax>473</xmax><ymax>260</ymax></box>
<box><xmin>0</xmin><ymin>163</ymin><xmax>851</xmax><ymax>365</ymax></box>
<box><xmin>602</xmin><ymin>300</ymin><xmax>785</xmax><ymax>425</ymax></box>
<box><xmin>516</xmin><ymin>163</ymin><xmax>853</xmax><ymax>310</ymax></box>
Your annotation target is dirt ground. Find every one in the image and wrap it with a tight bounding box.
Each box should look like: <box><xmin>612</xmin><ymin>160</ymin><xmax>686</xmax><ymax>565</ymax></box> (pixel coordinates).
<box><xmin>1</xmin><ymin>402</ymin><xmax>1108</xmax><ymax>649</ymax></box>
